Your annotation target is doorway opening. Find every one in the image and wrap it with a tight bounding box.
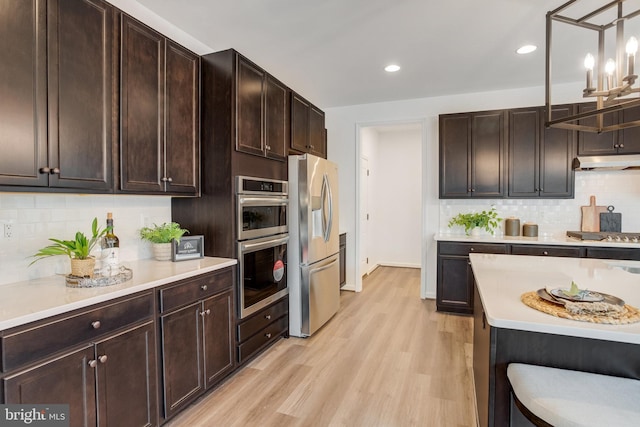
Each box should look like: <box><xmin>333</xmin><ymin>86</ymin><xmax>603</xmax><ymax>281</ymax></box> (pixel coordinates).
<box><xmin>355</xmin><ymin>120</ymin><xmax>426</xmax><ymax>295</ymax></box>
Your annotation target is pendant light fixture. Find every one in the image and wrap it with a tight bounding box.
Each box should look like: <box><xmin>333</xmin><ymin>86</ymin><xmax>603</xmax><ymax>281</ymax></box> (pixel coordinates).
<box><xmin>545</xmin><ymin>0</ymin><xmax>640</xmax><ymax>133</ymax></box>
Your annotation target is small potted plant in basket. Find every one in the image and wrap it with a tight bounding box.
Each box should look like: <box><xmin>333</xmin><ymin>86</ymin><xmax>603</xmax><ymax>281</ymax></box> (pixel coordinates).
<box><xmin>30</xmin><ymin>217</ymin><xmax>110</xmax><ymax>278</ymax></box>
<box><xmin>448</xmin><ymin>207</ymin><xmax>501</xmax><ymax>236</ymax></box>
<box><xmin>139</xmin><ymin>222</ymin><xmax>189</xmax><ymax>261</ymax></box>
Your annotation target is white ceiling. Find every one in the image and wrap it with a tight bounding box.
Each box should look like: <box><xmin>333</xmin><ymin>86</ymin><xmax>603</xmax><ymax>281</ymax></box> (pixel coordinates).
<box><xmin>135</xmin><ymin>0</ymin><xmax>640</xmax><ymax>109</ymax></box>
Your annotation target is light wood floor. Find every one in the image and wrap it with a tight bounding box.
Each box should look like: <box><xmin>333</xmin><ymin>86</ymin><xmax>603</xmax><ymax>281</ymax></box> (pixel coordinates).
<box><xmin>165</xmin><ymin>267</ymin><xmax>476</xmax><ymax>427</ymax></box>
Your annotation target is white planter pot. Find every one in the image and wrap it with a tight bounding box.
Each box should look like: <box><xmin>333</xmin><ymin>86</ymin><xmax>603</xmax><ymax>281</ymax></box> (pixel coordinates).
<box><xmin>470</xmin><ymin>227</ymin><xmax>482</xmax><ymax>237</ymax></box>
<box><xmin>152</xmin><ymin>243</ymin><xmax>173</xmax><ymax>261</ymax></box>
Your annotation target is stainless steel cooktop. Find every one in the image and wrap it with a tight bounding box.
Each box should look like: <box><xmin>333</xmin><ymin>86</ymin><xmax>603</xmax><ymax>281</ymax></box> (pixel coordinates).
<box><xmin>567</xmin><ymin>231</ymin><xmax>640</xmax><ymax>243</ymax></box>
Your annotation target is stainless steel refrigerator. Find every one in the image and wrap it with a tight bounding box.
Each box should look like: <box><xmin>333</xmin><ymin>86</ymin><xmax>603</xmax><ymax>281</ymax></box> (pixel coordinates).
<box><xmin>288</xmin><ymin>153</ymin><xmax>340</xmax><ymax>337</ymax></box>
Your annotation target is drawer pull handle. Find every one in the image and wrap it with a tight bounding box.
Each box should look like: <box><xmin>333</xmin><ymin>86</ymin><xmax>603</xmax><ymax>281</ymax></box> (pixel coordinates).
<box><xmin>91</xmin><ymin>321</ymin><xmax>101</xmax><ymax>329</ymax></box>
<box><xmin>265</xmin><ymin>333</ymin><xmax>272</xmax><ymax>339</ymax></box>
<box><xmin>265</xmin><ymin>314</ymin><xmax>272</xmax><ymax>320</ymax></box>
<box><xmin>201</xmin><ymin>284</ymin><xmax>208</xmax><ymax>291</ymax></box>
<box><xmin>98</xmin><ymin>355</ymin><xmax>108</xmax><ymax>364</ymax></box>
<box><xmin>88</xmin><ymin>359</ymin><xmax>98</xmax><ymax>368</ymax></box>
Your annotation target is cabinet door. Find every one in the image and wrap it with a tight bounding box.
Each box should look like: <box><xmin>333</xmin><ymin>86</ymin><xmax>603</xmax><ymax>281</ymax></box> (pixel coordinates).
<box><xmin>471</xmin><ymin>111</ymin><xmax>506</xmax><ymax>197</ymax></box>
<box><xmin>0</xmin><ymin>0</ymin><xmax>48</xmax><ymax>187</ymax></box>
<box><xmin>236</xmin><ymin>57</ymin><xmax>265</xmax><ymax>156</ymax></box>
<box><xmin>437</xmin><ymin>255</ymin><xmax>473</xmax><ymax>314</ymax></box>
<box><xmin>617</xmin><ymin>105</ymin><xmax>640</xmax><ymax>154</ymax></box>
<box><xmin>160</xmin><ymin>302</ymin><xmax>203</xmax><ymax>418</ymax></box>
<box><xmin>48</xmin><ymin>0</ymin><xmax>114</xmax><ymax>191</ymax></box>
<box><xmin>291</xmin><ymin>93</ymin><xmax>310</xmax><ymax>153</ymax></box>
<box><xmin>264</xmin><ymin>75</ymin><xmax>289</xmax><ymax>161</ymax></box>
<box><xmin>120</xmin><ymin>15</ymin><xmax>164</xmax><ymax>193</ymax></box>
<box><xmin>508</xmin><ymin>108</ymin><xmax>540</xmax><ymax>197</ymax></box>
<box><xmin>308</xmin><ymin>105</ymin><xmax>326</xmax><ymax>158</ymax></box>
<box><xmin>165</xmin><ymin>41</ymin><xmax>200</xmax><ymax>195</ymax></box>
<box><xmin>95</xmin><ymin>322</ymin><xmax>157</xmax><ymax>427</ymax></box>
<box><xmin>203</xmin><ymin>290</ymin><xmax>234</xmax><ymax>388</ymax></box>
<box><xmin>3</xmin><ymin>346</ymin><xmax>97</xmax><ymax>426</ymax></box>
<box><xmin>540</xmin><ymin>104</ymin><xmax>575</xmax><ymax>198</ymax></box>
<box><xmin>577</xmin><ymin>103</ymin><xmax>618</xmax><ymax>155</ymax></box>
<box><xmin>439</xmin><ymin>113</ymin><xmax>471</xmax><ymax>198</ymax></box>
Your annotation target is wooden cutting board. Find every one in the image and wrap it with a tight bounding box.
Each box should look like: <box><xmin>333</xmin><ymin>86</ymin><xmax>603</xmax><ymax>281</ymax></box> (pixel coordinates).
<box><xmin>581</xmin><ymin>195</ymin><xmax>607</xmax><ymax>232</ymax></box>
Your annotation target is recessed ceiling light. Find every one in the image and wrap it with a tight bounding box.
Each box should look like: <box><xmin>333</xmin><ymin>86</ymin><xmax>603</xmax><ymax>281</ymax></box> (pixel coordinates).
<box><xmin>516</xmin><ymin>45</ymin><xmax>537</xmax><ymax>55</ymax></box>
<box><xmin>385</xmin><ymin>64</ymin><xmax>401</xmax><ymax>72</ymax></box>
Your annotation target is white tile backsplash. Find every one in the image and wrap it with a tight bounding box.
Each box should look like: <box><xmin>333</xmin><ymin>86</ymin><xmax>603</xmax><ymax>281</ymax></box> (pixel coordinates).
<box><xmin>439</xmin><ymin>170</ymin><xmax>640</xmax><ymax>237</ymax></box>
<box><xmin>0</xmin><ymin>193</ymin><xmax>172</xmax><ymax>285</ymax></box>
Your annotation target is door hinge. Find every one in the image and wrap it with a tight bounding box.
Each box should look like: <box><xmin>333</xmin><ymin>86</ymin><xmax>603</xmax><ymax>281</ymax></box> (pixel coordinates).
<box><xmin>367</xmin><ymin>169</ymin><xmax>370</xmax><ymax>176</ymax></box>
<box><xmin>367</xmin><ymin>213</ymin><xmax>369</xmax><ymax>220</ymax></box>
<box><xmin>366</xmin><ymin>257</ymin><xmax>369</xmax><ymax>264</ymax></box>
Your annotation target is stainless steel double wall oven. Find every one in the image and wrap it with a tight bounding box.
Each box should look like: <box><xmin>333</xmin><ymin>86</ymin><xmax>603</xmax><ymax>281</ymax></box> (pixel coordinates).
<box><xmin>236</xmin><ymin>176</ymin><xmax>289</xmax><ymax>319</ymax></box>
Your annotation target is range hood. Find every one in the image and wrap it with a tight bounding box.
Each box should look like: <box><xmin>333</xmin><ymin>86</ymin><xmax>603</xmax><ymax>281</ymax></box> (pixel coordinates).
<box><xmin>573</xmin><ymin>154</ymin><xmax>640</xmax><ymax>171</ymax></box>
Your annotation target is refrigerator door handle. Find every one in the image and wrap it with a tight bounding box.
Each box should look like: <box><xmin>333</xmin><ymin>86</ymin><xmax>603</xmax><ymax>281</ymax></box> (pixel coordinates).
<box><xmin>310</xmin><ymin>256</ymin><xmax>339</xmax><ymax>274</ymax></box>
<box><xmin>322</xmin><ymin>173</ymin><xmax>333</xmax><ymax>242</ymax></box>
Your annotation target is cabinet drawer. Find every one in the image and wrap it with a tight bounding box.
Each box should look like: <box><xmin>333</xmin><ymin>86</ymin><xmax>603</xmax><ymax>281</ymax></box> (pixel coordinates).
<box><xmin>585</xmin><ymin>247</ymin><xmax>640</xmax><ymax>261</ymax></box>
<box><xmin>237</xmin><ymin>316</ymin><xmax>288</xmax><ymax>364</ymax></box>
<box><xmin>159</xmin><ymin>268</ymin><xmax>233</xmax><ymax>313</ymax></box>
<box><xmin>438</xmin><ymin>242</ymin><xmax>509</xmax><ymax>256</ymax></box>
<box><xmin>511</xmin><ymin>245</ymin><xmax>582</xmax><ymax>257</ymax></box>
<box><xmin>2</xmin><ymin>292</ymin><xmax>153</xmax><ymax>372</ymax></box>
<box><xmin>237</xmin><ymin>297</ymin><xmax>288</xmax><ymax>343</ymax></box>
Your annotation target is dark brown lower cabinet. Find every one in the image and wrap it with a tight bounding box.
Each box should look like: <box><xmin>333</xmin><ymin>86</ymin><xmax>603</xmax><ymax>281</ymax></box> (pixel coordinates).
<box><xmin>160</xmin><ymin>269</ymin><xmax>235</xmax><ymax>418</ymax></box>
<box><xmin>436</xmin><ymin>242</ymin><xmax>509</xmax><ymax>314</ymax></box>
<box><xmin>510</xmin><ymin>244</ymin><xmax>582</xmax><ymax>257</ymax></box>
<box><xmin>3</xmin><ymin>321</ymin><xmax>157</xmax><ymax>427</ymax></box>
<box><xmin>236</xmin><ymin>297</ymin><xmax>288</xmax><ymax>365</ymax></box>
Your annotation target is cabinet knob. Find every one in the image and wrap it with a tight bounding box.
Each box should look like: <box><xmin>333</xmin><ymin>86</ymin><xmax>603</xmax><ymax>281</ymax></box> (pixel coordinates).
<box><xmin>265</xmin><ymin>333</ymin><xmax>272</xmax><ymax>339</ymax></box>
<box><xmin>161</xmin><ymin>177</ymin><xmax>167</xmax><ymax>182</ymax></box>
<box><xmin>51</xmin><ymin>167</ymin><xmax>60</xmax><ymax>174</ymax></box>
<box><xmin>206</xmin><ymin>309</ymin><xmax>211</xmax><ymax>315</ymax></box>
<box><xmin>619</xmin><ymin>143</ymin><xmax>624</xmax><ymax>148</ymax></box>
<box><xmin>470</xmin><ymin>248</ymin><xmax>475</xmax><ymax>252</ymax></box>
<box><xmin>467</xmin><ymin>188</ymin><xmax>472</xmax><ymax>192</ymax></box>
<box><xmin>264</xmin><ymin>314</ymin><xmax>271</xmax><ymax>320</ymax></box>
<box><xmin>98</xmin><ymin>355</ymin><xmax>108</xmax><ymax>364</ymax></box>
<box><xmin>88</xmin><ymin>359</ymin><xmax>98</xmax><ymax>368</ymax></box>
<box><xmin>167</xmin><ymin>177</ymin><xmax>173</xmax><ymax>183</ymax></box>
<box><xmin>39</xmin><ymin>167</ymin><xmax>51</xmax><ymax>174</ymax></box>
<box><xmin>266</xmin><ymin>145</ymin><xmax>271</xmax><ymax>150</ymax></box>
<box><xmin>201</xmin><ymin>284</ymin><xmax>208</xmax><ymax>291</ymax></box>
<box><xmin>543</xmin><ymin>251</ymin><xmax>549</xmax><ymax>256</ymax></box>
<box><xmin>91</xmin><ymin>321</ymin><xmax>101</xmax><ymax>329</ymax></box>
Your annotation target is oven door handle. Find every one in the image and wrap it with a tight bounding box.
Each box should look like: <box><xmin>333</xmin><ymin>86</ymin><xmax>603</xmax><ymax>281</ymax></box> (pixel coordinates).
<box><xmin>238</xmin><ymin>196</ymin><xmax>289</xmax><ymax>206</ymax></box>
<box><xmin>240</xmin><ymin>235</ymin><xmax>290</xmax><ymax>252</ymax></box>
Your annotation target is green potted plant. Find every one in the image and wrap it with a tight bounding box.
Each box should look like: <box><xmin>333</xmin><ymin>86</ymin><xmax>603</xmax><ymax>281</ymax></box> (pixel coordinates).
<box><xmin>448</xmin><ymin>207</ymin><xmax>501</xmax><ymax>236</ymax></box>
<box><xmin>139</xmin><ymin>222</ymin><xmax>189</xmax><ymax>261</ymax></box>
<box><xmin>30</xmin><ymin>217</ymin><xmax>110</xmax><ymax>277</ymax></box>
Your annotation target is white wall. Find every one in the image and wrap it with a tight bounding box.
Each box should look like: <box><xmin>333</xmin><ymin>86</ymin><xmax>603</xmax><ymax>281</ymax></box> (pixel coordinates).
<box><xmin>371</xmin><ymin>128</ymin><xmax>422</xmax><ymax>268</ymax></box>
<box><xmin>325</xmin><ymin>81</ymin><xmax>640</xmax><ymax>299</ymax></box>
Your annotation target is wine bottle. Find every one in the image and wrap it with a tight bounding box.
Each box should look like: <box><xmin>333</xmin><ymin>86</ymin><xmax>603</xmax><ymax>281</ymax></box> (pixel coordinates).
<box><xmin>101</xmin><ymin>212</ymin><xmax>120</xmax><ymax>275</ymax></box>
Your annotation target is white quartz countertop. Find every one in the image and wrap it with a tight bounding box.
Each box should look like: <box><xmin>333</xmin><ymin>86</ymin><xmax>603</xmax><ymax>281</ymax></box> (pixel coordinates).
<box><xmin>435</xmin><ymin>232</ymin><xmax>640</xmax><ymax>248</ymax></box>
<box><xmin>0</xmin><ymin>257</ymin><xmax>237</xmax><ymax>331</ymax></box>
<box><xmin>469</xmin><ymin>253</ymin><xmax>640</xmax><ymax>344</ymax></box>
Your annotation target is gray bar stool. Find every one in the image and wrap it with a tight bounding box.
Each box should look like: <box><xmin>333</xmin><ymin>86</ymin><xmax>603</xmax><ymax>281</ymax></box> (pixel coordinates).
<box><xmin>507</xmin><ymin>363</ymin><xmax>640</xmax><ymax>427</ymax></box>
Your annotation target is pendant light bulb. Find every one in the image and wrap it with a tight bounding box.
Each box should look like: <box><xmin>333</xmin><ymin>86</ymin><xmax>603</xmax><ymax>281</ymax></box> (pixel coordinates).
<box><xmin>584</xmin><ymin>53</ymin><xmax>595</xmax><ymax>70</ymax></box>
<box><xmin>605</xmin><ymin>58</ymin><xmax>616</xmax><ymax>75</ymax></box>
<box><xmin>626</xmin><ymin>37</ymin><xmax>638</xmax><ymax>55</ymax></box>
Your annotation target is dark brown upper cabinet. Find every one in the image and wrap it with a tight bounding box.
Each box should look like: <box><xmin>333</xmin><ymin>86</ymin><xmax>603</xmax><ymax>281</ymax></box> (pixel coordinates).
<box><xmin>577</xmin><ymin>102</ymin><xmax>640</xmax><ymax>155</ymax></box>
<box><xmin>508</xmin><ymin>106</ymin><xmax>575</xmax><ymax>198</ymax></box>
<box><xmin>236</xmin><ymin>56</ymin><xmax>289</xmax><ymax>161</ymax></box>
<box><xmin>439</xmin><ymin>111</ymin><xmax>506</xmax><ymax>198</ymax></box>
<box><xmin>120</xmin><ymin>15</ymin><xmax>199</xmax><ymax>196</ymax></box>
<box><xmin>291</xmin><ymin>92</ymin><xmax>326</xmax><ymax>158</ymax></box>
<box><xmin>0</xmin><ymin>0</ymin><xmax>114</xmax><ymax>191</ymax></box>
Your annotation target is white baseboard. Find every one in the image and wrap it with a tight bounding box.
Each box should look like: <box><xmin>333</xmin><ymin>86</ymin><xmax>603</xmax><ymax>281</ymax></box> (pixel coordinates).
<box><xmin>340</xmin><ymin>284</ymin><xmax>356</xmax><ymax>292</ymax></box>
<box><xmin>378</xmin><ymin>262</ymin><xmax>421</xmax><ymax>269</ymax></box>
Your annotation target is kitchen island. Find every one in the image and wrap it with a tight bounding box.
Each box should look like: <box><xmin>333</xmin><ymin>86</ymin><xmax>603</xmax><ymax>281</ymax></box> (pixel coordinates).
<box><xmin>469</xmin><ymin>254</ymin><xmax>640</xmax><ymax>427</ymax></box>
